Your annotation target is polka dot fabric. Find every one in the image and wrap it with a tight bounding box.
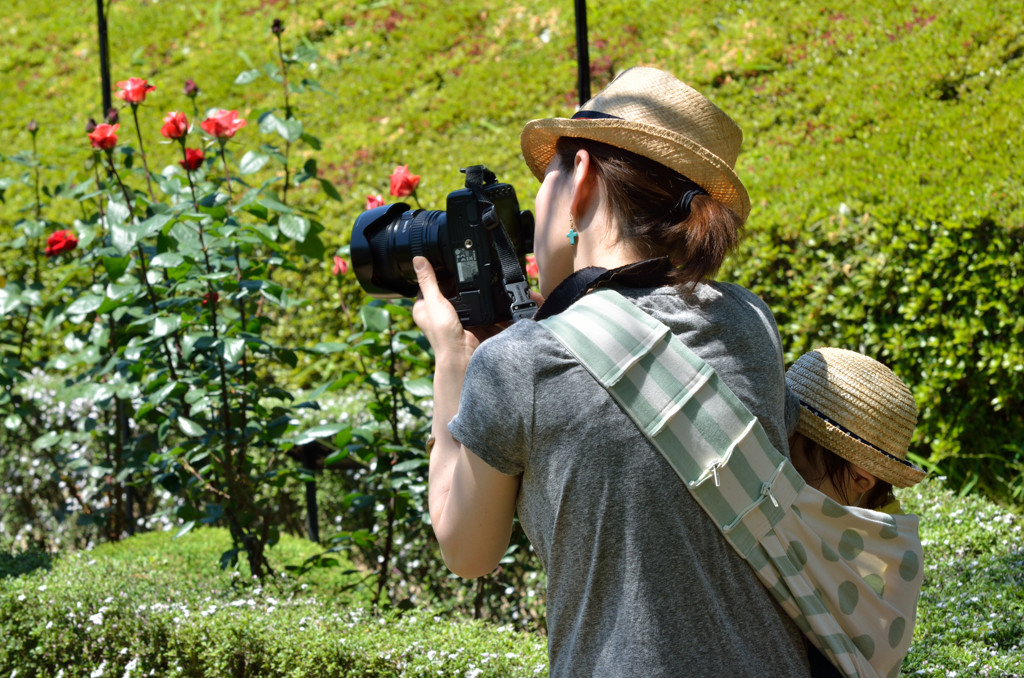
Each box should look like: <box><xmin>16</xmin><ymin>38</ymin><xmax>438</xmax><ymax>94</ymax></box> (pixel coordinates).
<box><xmin>543</xmin><ymin>289</ymin><xmax>925</xmax><ymax>678</ymax></box>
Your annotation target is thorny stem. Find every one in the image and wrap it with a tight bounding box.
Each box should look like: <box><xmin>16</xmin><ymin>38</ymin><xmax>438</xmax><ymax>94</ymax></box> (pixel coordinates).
<box><xmin>218</xmin><ymin>142</ymin><xmax>234</xmax><ymax>201</ymax></box>
<box><xmin>129</xmin><ymin>104</ymin><xmax>156</xmax><ymax>202</ymax></box>
<box><xmin>275</xmin><ymin>32</ymin><xmax>292</xmax><ymax>205</ymax></box>
<box><xmin>30</xmin><ymin>132</ymin><xmax>41</xmax><ymax>221</ymax></box>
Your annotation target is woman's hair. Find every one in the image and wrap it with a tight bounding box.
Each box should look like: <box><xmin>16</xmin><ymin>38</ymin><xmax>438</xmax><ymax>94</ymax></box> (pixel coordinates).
<box><xmin>554</xmin><ymin>136</ymin><xmax>744</xmax><ymax>287</ymax></box>
<box><xmin>802</xmin><ymin>436</ymin><xmax>896</xmax><ymax>510</ymax></box>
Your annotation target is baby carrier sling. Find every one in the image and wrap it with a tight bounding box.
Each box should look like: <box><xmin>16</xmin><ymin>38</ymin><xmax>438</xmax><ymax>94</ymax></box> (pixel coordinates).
<box><xmin>539</xmin><ymin>287</ymin><xmax>924</xmax><ymax>678</ymax></box>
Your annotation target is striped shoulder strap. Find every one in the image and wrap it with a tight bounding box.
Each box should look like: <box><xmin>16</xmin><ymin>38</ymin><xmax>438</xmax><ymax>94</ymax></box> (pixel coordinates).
<box><xmin>538</xmin><ymin>287</ymin><xmax>806</xmax><ymax>556</ymax></box>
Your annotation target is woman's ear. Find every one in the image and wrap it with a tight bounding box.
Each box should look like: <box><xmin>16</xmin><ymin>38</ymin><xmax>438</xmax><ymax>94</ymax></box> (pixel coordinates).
<box><xmin>568</xmin><ymin>149</ymin><xmax>595</xmax><ymax>219</ymax></box>
<box><xmin>849</xmin><ymin>464</ymin><xmax>878</xmax><ymax>493</ymax></box>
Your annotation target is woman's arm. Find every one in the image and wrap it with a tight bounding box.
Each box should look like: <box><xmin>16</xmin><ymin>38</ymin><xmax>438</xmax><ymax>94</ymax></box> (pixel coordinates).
<box><xmin>411</xmin><ymin>256</ymin><xmax>520</xmax><ymax>578</ymax></box>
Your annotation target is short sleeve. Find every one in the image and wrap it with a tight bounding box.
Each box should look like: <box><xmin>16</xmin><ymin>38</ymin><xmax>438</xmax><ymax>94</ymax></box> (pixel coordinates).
<box><xmin>447</xmin><ymin>323</ymin><xmax>538</xmax><ymax>476</ymax></box>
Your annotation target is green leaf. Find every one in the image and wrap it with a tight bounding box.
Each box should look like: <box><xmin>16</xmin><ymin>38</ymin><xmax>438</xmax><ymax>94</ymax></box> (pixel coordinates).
<box><xmin>239</xmin><ymin>151</ymin><xmax>269</xmax><ymax>175</ymax></box>
<box><xmin>221</xmin><ymin>337</ymin><xmax>245</xmax><ymax>363</ymax></box>
<box><xmin>106</xmin><ymin>200</ymin><xmax>131</xmax><ymax>229</ymax></box>
<box><xmin>66</xmin><ymin>294</ymin><xmax>104</xmax><ymax>316</ymax></box>
<box><xmin>279</xmin><ymin>214</ymin><xmax>310</xmax><ymax>242</ymax></box>
<box><xmin>150</xmin><ymin>253</ymin><xmax>185</xmax><ymax>268</ymax></box>
<box><xmin>102</xmin><ymin>256</ymin><xmax>130</xmax><ymax>280</ymax></box>
<box><xmin>33</xmin><ymin>431</ymin><xmax>60</xmax><ymax>450</ymax></box>
<box><xmin>235</xmin><ymin>68</ymin><xmax>262</xmax><ymax>85</ymax></box>
<box><xmin>258</xmin><ymin>196</ymin><xmax>293</xmax><ymax>214</ymax></box>
<box><xmin>290</xmin><ymin>423</ymin><xmax>349</xmax><ymax>446</ymax></box>
<box><xmin>393</xmin><ymin>459</ymin><xmax>427</xmax><ymax>473</ymax></box>
<box><xmin>404</xmin><ymin>377</ymin><xmax>434</xmax><ymax>398</ymax></box>
<box><xmin>178</xmin><ymin>417</ymin><xmax>205</xmax><ymax>437</ymax></box>
<box><xmin>138</xmin><ymin>212</ymin><xmax>175</xmax><ymax>238</ymax></box>
<box><xmin>361</xmin><ymin>305</ymin><xmax>391</xmax><ymax>332</ymax></box>
<box><xmin>153</xmin><ymin>315</ymin><xmax>181</xmax><ymax>338</ymax></box>
<box><xmin>111</xmin><ymin>224</ymin><xmax>138</xmax><ymax>257</ymax></box>
<box><xmin>318</xmin><ymin>177</ymin><xmax>341</xmax><ymax>201</ymax></box>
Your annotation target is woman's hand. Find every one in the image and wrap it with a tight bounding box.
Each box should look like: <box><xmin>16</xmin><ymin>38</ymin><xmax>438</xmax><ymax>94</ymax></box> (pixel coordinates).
<box><xmin>410</xmin><ymin>256</ymin><xmax>486</xmax><ymax>363</ymax></box>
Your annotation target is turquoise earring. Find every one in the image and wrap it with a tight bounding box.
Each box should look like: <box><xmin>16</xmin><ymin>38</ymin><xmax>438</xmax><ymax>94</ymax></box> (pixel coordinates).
<box><xmin>566</xmin><ymin>214</ymin><xmax>579</xmax><ymax>245</ymax></box>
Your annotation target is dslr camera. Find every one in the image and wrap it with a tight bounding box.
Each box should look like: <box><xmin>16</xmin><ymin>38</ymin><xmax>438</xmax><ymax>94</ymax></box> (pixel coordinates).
<box><xmin>351</xmin><ymin>165</ymin><xmax>537</xmax><ymax>327</ymax></box>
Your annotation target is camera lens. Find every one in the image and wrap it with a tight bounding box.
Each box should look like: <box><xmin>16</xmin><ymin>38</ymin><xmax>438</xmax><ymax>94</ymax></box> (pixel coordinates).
<box><xmin>350</xmin><ymin>204</ymin><xmax>448</xmax><ymax>298</ymax></box>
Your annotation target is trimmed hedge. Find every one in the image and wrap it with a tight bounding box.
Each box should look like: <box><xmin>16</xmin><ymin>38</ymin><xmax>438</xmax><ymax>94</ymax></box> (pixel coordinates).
<box><xmin>0</xmin><ymin>527</ymin><xmax>547</xmax><ymax>677</ymax></box>
<box><xmin>1</xmin><ymin>478</ymin><xmax>1021</xmax><ymax>676</ymax></box>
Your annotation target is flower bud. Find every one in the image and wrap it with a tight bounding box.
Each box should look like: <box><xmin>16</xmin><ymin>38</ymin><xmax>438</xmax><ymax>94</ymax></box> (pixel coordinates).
<box><xmin>184</xmin><ymin>78</ymin><xmax>199</xmax><ymax>99</ymax></box>
<box><xmin>27</xmin><ymin>119</ymin><xmax>38</xmax><ymax>135</ymax></box>
<box><xmin>105</xmin><ymin>107</ymin><xmax>119</xmax><ymax>125</ymax></box>
<box><xmin>85</xmin><ymin>118</ymin><xmax>98</xmax><ymax>134</ymax></box>
<box><xmin>271</xmin><ymin>18</ymin><xmax>284</xmax><ymax>35</ymax></box>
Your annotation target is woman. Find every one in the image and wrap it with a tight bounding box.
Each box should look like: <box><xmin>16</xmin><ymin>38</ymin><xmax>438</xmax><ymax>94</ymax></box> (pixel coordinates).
<box><xmin>412</xmin><ymin>67</ymin><xmax>810</xmax><ymax>677</ymax></box>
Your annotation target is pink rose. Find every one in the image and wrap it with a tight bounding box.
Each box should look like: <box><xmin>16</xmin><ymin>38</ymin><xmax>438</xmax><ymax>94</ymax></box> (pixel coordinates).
<box><xmin>365</xmin><ymin>194</ymin><xmax>385</xmax><ymax>210</ymax></box>
<box><xmin>200</xmin><ymin>109</ymin><xmax>247</xmax><ymax>139</ymax></box>
<box><xmin>389</xmin><ymin>165</ymin><xmax>420</xmax><ymax>197</ymax></box>
<box><xmin>180</xmin><ymin>148</ymin><xmax>205</xmax><ymax>172</ymax></box>
<box><xmin>160</xmin><ymin>111</ymin><xmax>189</xmax><ymax>140</ymax></box>
<box><xmin>45</xmin><ymin>230</ymin><xmax>78</xmax><ymax>257</ymax></box>
<box><xmin>115</xmin><ymin>78</ymin><xmax>156</xmax><ymax>105</ymax></box>
<box><xmin>332</xmin><ymin>256</ymin><xmax>349</xmax><ymax>276</ymax></box>
<box><xmin>88</xmin><ymin>123</ymin><xmax>120</xmax><ymax>150</ymax></box>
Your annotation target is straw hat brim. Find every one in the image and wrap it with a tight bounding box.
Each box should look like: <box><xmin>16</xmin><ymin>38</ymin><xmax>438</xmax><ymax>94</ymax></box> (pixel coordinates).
<box><xmin>520</xmin><ymin>117</ymin><xmax>751</xmax><ymax>222</ymax></box>
<box><xmin>796</xmin><ymin>407</ymin><xmax>926</xmax><ymax>488</ymax></box>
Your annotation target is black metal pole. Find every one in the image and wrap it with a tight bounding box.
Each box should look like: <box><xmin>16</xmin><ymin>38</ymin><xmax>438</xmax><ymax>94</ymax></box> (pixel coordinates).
<box><xmin>574</xmin><ymin>0</ymin><xmax>591</xmax><ymax>106</ymax></box>
<box><xmin>97</xmin><ymin>0</ymin><xmax>112</xmax><ymax>116</ymax></box>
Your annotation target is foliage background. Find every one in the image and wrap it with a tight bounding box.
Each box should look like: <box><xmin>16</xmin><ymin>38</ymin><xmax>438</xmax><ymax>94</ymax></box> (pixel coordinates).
<box><xmin>0</xmin><ymin>0</ymin><xmax>1023</xmax><ymax>674</ymax></box>
<box><xmin>4</xmin><ymin>0</ymin><xmax>1020</xmax><ymax>503</ymax></box>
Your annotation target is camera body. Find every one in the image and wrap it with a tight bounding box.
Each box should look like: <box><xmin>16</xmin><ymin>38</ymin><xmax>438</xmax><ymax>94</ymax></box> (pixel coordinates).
<box><xmin>351</xmin><ymin>165</ymin><xmax>534</xmax><ymax>327</ymax></box>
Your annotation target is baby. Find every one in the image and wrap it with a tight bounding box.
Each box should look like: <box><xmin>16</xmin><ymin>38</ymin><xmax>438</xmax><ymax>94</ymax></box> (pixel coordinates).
<box><xmin>785</xmin><ymin>347</ymin><xmax>926</xmax><ymax>512</ymax></box>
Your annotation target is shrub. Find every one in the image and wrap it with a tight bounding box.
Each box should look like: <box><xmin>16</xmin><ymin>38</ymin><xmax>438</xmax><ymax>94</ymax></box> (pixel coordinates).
<box><xmin>0</xmin><ymin>528</ymin><xmax>547</xmax><ymax>678</ymax></box>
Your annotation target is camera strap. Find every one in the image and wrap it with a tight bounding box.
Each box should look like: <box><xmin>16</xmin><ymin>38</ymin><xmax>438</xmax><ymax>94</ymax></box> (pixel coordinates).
<box><xmin>480</xmin><ymin>206</ymin><xmax>537</xmax><ymax>323</ymax></box>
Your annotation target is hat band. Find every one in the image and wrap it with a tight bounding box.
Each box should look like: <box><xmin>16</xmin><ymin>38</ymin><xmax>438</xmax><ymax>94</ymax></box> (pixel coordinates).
<box><xmin>571</xmin><ymin>110</ymin><xmax>623</xmax><ymax>120</ymax></box>
<box><xmin>800</xmin><ymin>400</ymin><xmax>918</xmax><ymax>469</ymax></box>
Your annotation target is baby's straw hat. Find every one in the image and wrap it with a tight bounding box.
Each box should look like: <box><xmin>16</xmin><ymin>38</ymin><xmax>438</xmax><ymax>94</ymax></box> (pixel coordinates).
<box><xmin>520</xmin><ymin>66</ymin><xmax>751</xmax><ymax>221</ymax></box>
<box><xmin>786</xmin><ymin>348</ymin><xmax>926</xmax><ymax>488</ymax></box>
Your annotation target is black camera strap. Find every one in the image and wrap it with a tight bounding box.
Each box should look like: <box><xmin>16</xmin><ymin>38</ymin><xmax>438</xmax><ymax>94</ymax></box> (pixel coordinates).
<box><xmin>480</xmin><ymin>206</ymin><xmax>537</xmax><ymax>323</ymax></box>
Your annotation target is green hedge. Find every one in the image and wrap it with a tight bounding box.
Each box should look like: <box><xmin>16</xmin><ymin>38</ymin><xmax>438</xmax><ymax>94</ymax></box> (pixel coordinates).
<box><xmin>2</xmin><ymin>478</ymin><xmax>1021</xmax><ymax>676</ymax></box>
<box><xmin>0</xmin><ymin>527</ymin><xmax>547</xmax><ymax>677</ymax></box>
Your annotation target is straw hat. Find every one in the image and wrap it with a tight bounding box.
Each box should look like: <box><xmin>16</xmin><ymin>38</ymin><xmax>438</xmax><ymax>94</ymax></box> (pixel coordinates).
<box><xmin>520</xmin><ymin>66</ymin><xmax>750</xmax><ymax>221</ymax></box>
<box><xmin>786</xmin><ymin>348</ymin><xmax>926</xmax><ymax>488</ymax></box>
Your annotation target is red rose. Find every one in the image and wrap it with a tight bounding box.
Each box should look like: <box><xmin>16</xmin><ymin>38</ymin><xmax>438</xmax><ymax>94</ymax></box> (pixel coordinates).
<box><xmin>45</xmin><ymin>230</ymin><xmax>78</xmax><ymax>257</ymax></box>
<box><xmin>160</xmin><ymin>111</ymin><xmax>189</xmax><ymax>140</ymax></box>
<box><xmin>525</xmin><ymin>254</ymin><xmax>539</xmax><ymax>280</ymax></box>
<box><xmin>180</xmin><ymin>148</ymin><xmax>205</xmax><ymax>172</ymax></box>
<box><xmin>332</xmin><ymin>255</ymin><xmax>348</xmax><ymax>276</ymax></box>
<box><xmin>389</xmin><ymin>165</ymin><xmax>420</xmax><ymax>197</ymax></box>
<box><xmin>115</xmin><ymin>78</ymin><xmax>156</xmax><ymax>105</ymax></box>
<box><xmin>200</xmin><ymin>109</ymin><xmax>247</xmax><ymax>139</ymax></box>
<box><xmin>365</xmin><ymin>194</ymin><xmax>385</xmax><ymax>210</ymax></box>
<box><xmin>88</xmin><ymin>123</ymin><xmax>120</xmax><ymax>150</ymax></box>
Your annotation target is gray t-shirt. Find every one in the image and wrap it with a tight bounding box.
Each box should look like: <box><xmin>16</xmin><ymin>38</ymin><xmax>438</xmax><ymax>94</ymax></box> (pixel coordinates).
<box><xmin>449</xmin><ymin>281</ymin><xmax>810</xmax><ymax>678</ymax></box>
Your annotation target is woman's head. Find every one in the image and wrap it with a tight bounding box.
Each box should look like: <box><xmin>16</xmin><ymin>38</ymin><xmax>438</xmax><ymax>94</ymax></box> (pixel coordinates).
<box><xmin>520</xmin><ymin>67</ymin><xmax>750</xmax><ymax>286</ymax></box>
<box><xmin>551</xmin><ymin>137</ymin><xmax>743</xmax><ymax>286</ymax></box>
<box><xmin>786</xmin><ymin>348</ymin><xmax>926</xmax><ymax>497</ymax></box>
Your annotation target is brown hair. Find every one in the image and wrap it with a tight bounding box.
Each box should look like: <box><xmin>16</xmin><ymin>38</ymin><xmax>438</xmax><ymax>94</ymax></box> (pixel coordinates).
<box><xmin>803</xmin><ymin>437</ymin><xmax>896</xmax><ymax>510</ymax></box>
<box><xmin>554</xmin><ymin>137</ymin><xmax>744</xmax><ymax>287</ymax></box>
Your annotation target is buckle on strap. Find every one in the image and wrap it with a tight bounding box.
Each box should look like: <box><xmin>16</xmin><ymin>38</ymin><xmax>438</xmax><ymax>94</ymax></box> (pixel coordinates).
<box><xmin>722</xmin><ymin>461</ymin><xmax>787</xmax><ymax>534</ymax></box>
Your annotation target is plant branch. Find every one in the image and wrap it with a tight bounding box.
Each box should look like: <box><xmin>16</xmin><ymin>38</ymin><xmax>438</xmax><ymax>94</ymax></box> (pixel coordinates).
<box><xmin>129</xmin><ymin>104</ymin><xmax>156</xmax><ymax>202</ymax></box>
